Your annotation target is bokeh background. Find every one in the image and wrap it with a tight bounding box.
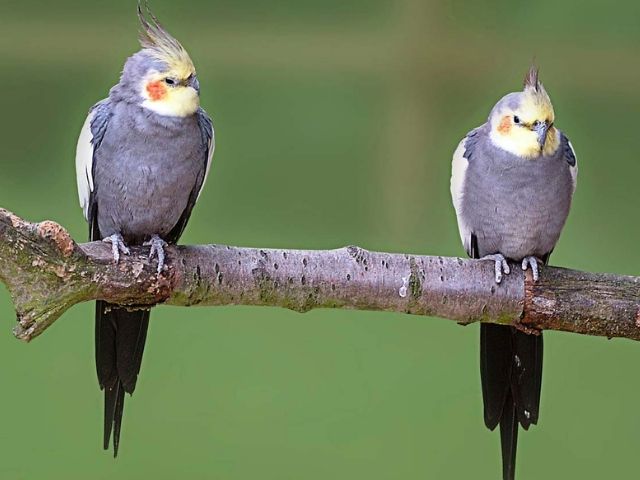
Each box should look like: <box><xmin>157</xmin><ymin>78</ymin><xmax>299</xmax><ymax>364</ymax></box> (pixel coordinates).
<box><xmin>0</xmin><ymin>0</ymin><xmax>639</xmax><ymax>478</ymax></box>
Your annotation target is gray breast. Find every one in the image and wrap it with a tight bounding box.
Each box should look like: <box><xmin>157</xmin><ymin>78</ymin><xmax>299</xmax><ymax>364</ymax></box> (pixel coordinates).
<box><xmin>93</xmin><ymin>103</ymin><xmax>204</xmax><ymax>243</ymax></box>
<box><xmin>460</xmin><ymin>136</ymin><xmax>574</xmax><ymax>260</ymax></box>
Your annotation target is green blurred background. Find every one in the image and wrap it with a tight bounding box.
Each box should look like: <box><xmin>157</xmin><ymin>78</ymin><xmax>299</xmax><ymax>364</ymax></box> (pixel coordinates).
<box><xmin>0</xmin><ymin>0</ymin><xmax>639</xmax><ymax>478</ymax></box>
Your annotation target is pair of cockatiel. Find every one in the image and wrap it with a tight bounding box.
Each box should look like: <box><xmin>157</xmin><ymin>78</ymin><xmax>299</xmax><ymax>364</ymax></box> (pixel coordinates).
<box><xmin>75</xmin><ymin>3</ymin><xmax>577</xmax><ymax>479</ymax></box>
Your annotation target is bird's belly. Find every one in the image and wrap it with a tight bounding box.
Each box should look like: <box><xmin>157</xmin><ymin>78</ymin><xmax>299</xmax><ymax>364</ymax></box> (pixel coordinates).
<box><xmin>478</xmin><ymin>217</ymin><xmax>557</xmax><ymax>260</ymax></box>
<box><xmin>465</xmin><ymin>177</ymin><xmax>570</xmax><ymax>260</ymax></box>
<box><xmin>116</xmin><ymin>191</ymin><xmax>189</xmax><ymax>242</ymax></box>
<box><xmin>95</xmin><ymin>158</ymin><xmax>199</xmax><ymax>244</ymax></box>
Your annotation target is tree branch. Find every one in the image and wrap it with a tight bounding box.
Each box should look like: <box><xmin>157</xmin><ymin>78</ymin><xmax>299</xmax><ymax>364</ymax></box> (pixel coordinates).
<box><xmin>1</xmin><ymin>208</ymin><xmax>638</xmax><ymax>343</ymax></box>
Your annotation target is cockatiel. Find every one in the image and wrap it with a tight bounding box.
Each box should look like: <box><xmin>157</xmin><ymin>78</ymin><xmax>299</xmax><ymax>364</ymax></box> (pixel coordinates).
<box><xmin>450</xmin><ymin>66</ymin><xmax>577</xmax><ymax>479</ymax></box>
<box><xmin>75</xmin><ymin>3</ymin><xmax>213</xmax><ymax>456</ymax></box>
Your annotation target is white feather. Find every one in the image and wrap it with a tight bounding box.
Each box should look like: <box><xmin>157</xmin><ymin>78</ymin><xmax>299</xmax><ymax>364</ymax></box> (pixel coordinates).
<box><xmin>450</xmin><ymin>137</ymin><xmax>472</xmax><ymax>254</ymax></box>
<box><xmin>75</xmin><ymin>110</ymin><xmax>96</xmax><ymax>221</ymax></box>
<box><xmin>196</xmin><ymin>127</ymin><xmax>215</xmax><ymax>201</ymax></box>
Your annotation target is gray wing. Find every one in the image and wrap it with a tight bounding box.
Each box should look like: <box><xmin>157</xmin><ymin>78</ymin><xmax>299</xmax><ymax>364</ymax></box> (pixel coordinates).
<box><xmin>559</xmin><ymin>131</ymin><xmax>578</xmax><ymax>195</ymax></box>
<box><xmin>74</xmin><ymin>99</ymin><xmax>112</xmax><ymax>239</ymax></box>
<box><xmin>196</xmin><ymin>107</ymin><xmax>215</xmax><ymax>201</ymax></box>
<box><xmin>166</xmin><ymin>107</ymin><xmax>214</xmax><ymax>243</ymax></box>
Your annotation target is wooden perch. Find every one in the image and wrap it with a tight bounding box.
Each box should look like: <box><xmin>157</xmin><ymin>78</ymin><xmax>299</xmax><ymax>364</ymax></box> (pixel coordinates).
<box><xmin>0</xmin><ymin>208</ymin><xmax>638</xmax><ymax>343</ymax></box>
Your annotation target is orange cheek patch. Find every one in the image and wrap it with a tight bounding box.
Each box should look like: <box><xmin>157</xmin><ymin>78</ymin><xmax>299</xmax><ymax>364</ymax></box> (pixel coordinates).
<box><xmin>146</xmin><ymin>81</ymin><xmax>167</xmax><ymax>101</ymax></box>
<box><xmin>497</xmin><ymin>116</ymin><xmax>512</xmax><ymax>134</ymax></box>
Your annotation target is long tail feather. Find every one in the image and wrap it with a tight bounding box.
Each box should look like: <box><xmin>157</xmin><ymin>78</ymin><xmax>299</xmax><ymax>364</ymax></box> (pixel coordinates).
<box><xmin>96</xmin><ymin>301</ymin><xmax>150</xmax><ymax>456</ymax></box>
<box><xmin>480</xmin><ymin>324</ymin><xmax>543</xmax><ymax>480</ymax></box>
<box><xmin>499</xmin><ymin>390</ymin><xmax>518</xmax><ymax>480</ymax></box>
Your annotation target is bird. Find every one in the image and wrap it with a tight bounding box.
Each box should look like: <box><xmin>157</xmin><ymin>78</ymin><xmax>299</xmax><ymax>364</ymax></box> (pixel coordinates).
<box><xmin>75</xmin><ymin>2</ymin><xmax>214</xmax><ymax>456</ymax></box>
<box><xmin>450</xmin><ymin>66</ymin><xmax>577</xmax><ymax>479</ymax></box>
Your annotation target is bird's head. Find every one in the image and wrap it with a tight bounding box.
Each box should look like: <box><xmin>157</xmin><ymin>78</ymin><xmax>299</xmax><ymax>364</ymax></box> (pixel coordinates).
<box><xmin>120</xmin><ymin>2</ymin><xmax>200</xmax><ymax>117</ymax></box>
<box><xmin>488</xmin><ymin>66</ymin><xmax>560</xmax><ymax>159</ymax></box>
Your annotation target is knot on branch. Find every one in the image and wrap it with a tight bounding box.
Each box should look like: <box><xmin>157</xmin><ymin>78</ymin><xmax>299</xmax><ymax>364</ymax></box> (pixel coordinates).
<box><xmin>1</xmin><ymin>209</ymin><xmax>78</xmax><ymax>259</ymax></box>
<box><xmin>36</xmin><ymin>220</ymin><xmax>75</xmax><ymax>257</ymax></box>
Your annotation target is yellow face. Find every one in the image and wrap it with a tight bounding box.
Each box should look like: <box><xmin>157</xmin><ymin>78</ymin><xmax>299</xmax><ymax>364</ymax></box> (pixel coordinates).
<box><xmin>140</xmin><ymin>68</ymin><xmax>199</xmax><ymax>118</ymax></box>
<box><xmin>489</xmin><ymin>88</ymin><xmax>560</xmax><ymax>159</ymax></box>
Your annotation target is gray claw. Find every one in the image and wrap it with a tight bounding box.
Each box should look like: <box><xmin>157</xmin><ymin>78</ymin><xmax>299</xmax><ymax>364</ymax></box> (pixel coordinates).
<box><xmin>144</xmin><ymin>235</ymin><xmax>168</xmax><ymax>273</ymax></box>
<box><xmin>521</xmin><ymin>256</ymin><xmax>540</xmax><ymax>281</ymax></box>
<box><xmin>479</xmin><ymin>253</ymin><xmax>510</xmax><ymax>284</ymax></box>
<box><xmin>102</xmin><ymin>234</ymin><xmax>130</xmax><ymax>263</ymax></box>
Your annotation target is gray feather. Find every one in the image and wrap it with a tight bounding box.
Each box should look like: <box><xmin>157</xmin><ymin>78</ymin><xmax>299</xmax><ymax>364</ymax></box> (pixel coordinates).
<box><xmin>457</xmin><ymin>126</ymin><xmax>575</xmax><ymax>260</ymax></box>
<box><xmin>92</xmin><ymin>100</ymin><xmax>208</xmax><ymax>244</ymax></box>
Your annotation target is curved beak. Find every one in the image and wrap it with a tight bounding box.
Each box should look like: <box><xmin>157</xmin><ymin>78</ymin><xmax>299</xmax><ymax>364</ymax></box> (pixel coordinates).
<box><xmin>186</xmin><ymin>75</ymin><xmax>200</xmax><ymax>95</ymax></box>
<box><xmin>535</xmin><ymin>121</ymin><xmax>550</xmax><ymax>149</ymax></box>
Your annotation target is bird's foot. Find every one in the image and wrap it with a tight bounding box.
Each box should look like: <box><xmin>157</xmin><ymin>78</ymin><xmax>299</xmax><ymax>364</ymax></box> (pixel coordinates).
<box><xmin>102</xmin><ymin>234</ymin><xmax>130</xmax><ymax>263</ymax></box>
<box><xmin>521</xmin><ymin>256</ymin><xmax>542</xmax><ymax>281</ymax></box>
<box><xmin>144</xmin><ymin>234</ymin><xmax>168</xmax><ymax>273</ymax></box>
<box><xmin>479</xmin><ymin>253</ymin><xmax>510</xmax><ymax>283</ymax></box>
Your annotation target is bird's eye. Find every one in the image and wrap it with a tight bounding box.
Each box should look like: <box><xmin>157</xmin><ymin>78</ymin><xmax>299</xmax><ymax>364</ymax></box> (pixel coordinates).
<box><xmin>513</xmin><ymin>116</ymin><xmax>521</xmax><ymax>124</ymax></box>
<box><xmin>532</xmin><ymin>120</ymin><xmax>541</xmax><ymax>128</ymax></box>
<box><xmin>164</xmin><ymin>78</ymin><xmax>176</xmax><ymax>86</ymax></box>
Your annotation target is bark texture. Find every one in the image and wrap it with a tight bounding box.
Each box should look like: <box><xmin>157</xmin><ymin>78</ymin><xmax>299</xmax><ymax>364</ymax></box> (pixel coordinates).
<box><xmin>0</xmin><ymin>208</ymin><xmax>638</xmax><ymax>343</ymax></box>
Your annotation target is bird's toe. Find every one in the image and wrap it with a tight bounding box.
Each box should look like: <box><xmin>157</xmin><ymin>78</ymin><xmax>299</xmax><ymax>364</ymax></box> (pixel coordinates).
<box><xmin>102</xmin><ymin>234</ymin><xmax>130</xmax><ymax>263</ymax></box>
<box><xmin>479</xmin><ymin>254</ymin><xmax>510</xmax><ymax>284</ymax></box>
<box><xmin>144</xmin><ymin>235</ymin><xmax>168</xmax><ymax>273</ymax></box>
<box><xmin>521</xmin><ymin>256</ymin><xmax>540</xmax><ymax>281</ymax></box>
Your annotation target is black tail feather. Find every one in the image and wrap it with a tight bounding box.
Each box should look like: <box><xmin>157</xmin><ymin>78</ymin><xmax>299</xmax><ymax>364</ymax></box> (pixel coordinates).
<box><xmin>112</xmin><ymin>383</ymin><xmax>126</xmax><ymax>457</ymax></box>
<box><xmin>103</xmin><ymin>381</ymin><xmax>117</xmax><ymax>450</ymax></box>
<box><xmin>480</xmin><ymin>323</ymin><xmax>512</xmax><ymax>430</ymax></box>
<box><xmin>103</xmin><ymin>381</ymin><xmax>126</xmax><ymax>457</ymax></box>
<box><xmin>513</xmin><ymin>330</ymin><xmax>543</xmax><ymax>429</ymax></box>
<box><xmin>480</xmin><ymin>323</ymin><xmax>543</xmax><ymax>480</ymax></box>
<box><xmin>96</xmin><ymin>300</ymin><xmax>150</xmax><ymax>456</ymax></box>
<box><xmin>499</xmin><ymin>390</ymin><xmax>518</xmax><ymax>480</ymax></box>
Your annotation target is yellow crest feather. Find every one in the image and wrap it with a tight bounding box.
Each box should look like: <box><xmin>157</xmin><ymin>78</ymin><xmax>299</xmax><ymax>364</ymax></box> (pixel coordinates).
<box><xmin>137</xmin><ymin>1</ymin><xmax>195</xmax><ymax>77</ymax></box>
<box><xmin>522</xmin><ymin>65</ymin><xmax>554</xmax><ymax>122</ymax></box>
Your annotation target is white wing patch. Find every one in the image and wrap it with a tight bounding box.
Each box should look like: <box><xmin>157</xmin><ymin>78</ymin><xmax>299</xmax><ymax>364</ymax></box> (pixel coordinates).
<box><xmin>75</xmin><ymin>110</ymin><xmax>96</xmax><ymax>221</ymax></box>
<box><xmin>567</xmin><ymin>139</ymin><xmax>578</xmax><ymax>195</ymax></box>
<box><xmin>196</xmin><ymin>127</ymin><xmax>215</xmax><ymax>201</ymax></box>
<box><xmin>450</xmin><ymin>137</ymin><xmax>472</xmax><ymax>254</ymax></box>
